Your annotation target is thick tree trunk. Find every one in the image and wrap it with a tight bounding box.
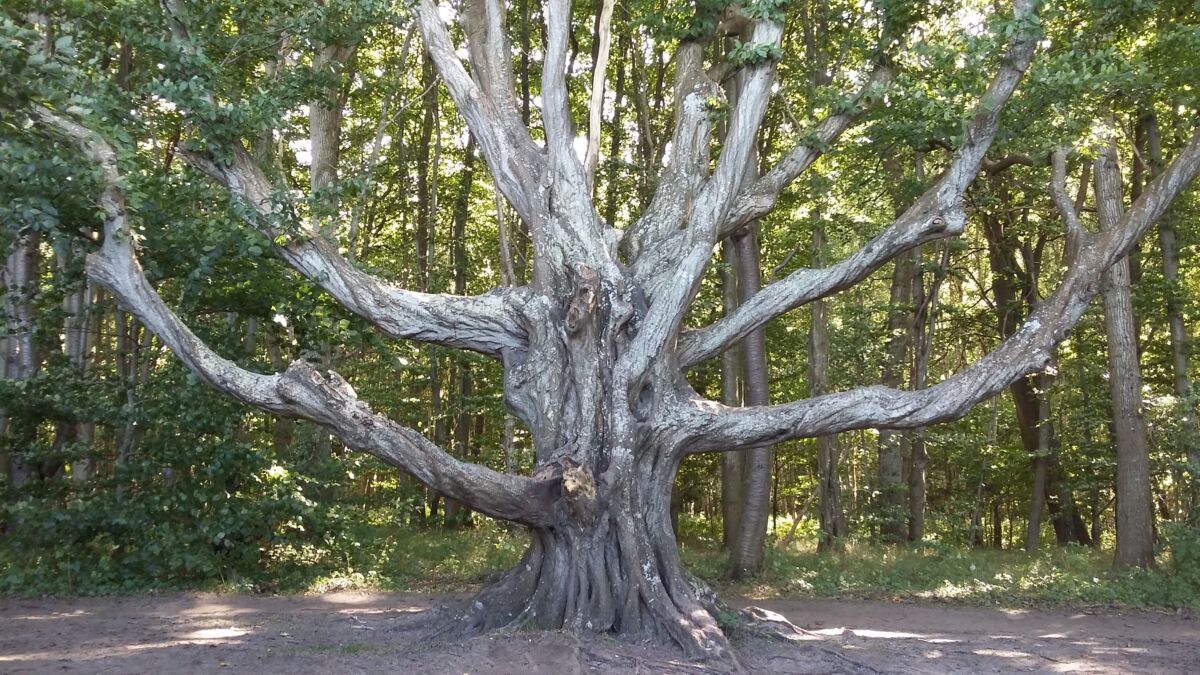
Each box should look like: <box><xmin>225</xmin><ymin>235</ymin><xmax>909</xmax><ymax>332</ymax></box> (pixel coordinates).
<box><xmin>1095</xmin><ymin>146</ymin><xmax>1156</xmax><ymax>568</ymax></box>
<box><xmin>458</xmin><ymin>454</ymin><xmax>729</xmax><ymax>660</ymax></box>
<box><xmin>726</xmin><ymin>227</ymin><xmax>773</xmax><ymax>576</ymax></box>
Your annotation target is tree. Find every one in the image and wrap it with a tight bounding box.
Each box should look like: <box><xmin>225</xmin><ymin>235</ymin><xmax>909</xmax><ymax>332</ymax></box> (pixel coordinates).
<box><xmin>29</xmin><ymin>0</ymin><xmax>1200</xmax><ymax>662</ymax></box>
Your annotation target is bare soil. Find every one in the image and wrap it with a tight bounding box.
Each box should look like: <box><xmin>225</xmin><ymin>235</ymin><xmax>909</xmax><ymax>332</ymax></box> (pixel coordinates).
<box><xmin>0</xmin><ymin>592</ymin><xmax>1195</xmax><ymax>674</ymax></box>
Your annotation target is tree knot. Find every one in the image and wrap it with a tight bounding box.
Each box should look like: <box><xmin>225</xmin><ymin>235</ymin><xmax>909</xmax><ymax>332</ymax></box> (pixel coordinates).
<box><xmin>565</xmin><ymin>264</ymin><xmax>600</xmax><ymax>334</ymax></box>
<box><xmin>560</xmin><ymin>458</ymin><xmax>599</xmax><ymax>525</ymax></box>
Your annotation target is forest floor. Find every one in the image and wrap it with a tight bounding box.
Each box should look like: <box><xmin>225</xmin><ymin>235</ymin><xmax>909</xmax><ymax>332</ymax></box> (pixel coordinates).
<box><xmin>0</xmin><ymin>592</ymin><xmax>1195</xmax><ymax>674</ymax></box>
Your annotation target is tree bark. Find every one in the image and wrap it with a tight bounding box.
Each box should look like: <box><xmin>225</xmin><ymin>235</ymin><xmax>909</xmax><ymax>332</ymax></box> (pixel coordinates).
<box><xmin>726</xmin><ymin>227</ymin><xmax>773</xmax><ymax>577</ymax></box>
<box><xmin>878</xmin><ymin>157</ymin><xmax>916</xmax><ymax>544</ymax></box>
<box><xmin>53</xmin><ymin>0</ymin><xmax>1200</xmax><ymax>660</ymax></box>
<box><xmin>719</xmin><ymin>241</ymin><xmax>745</xmax><ymax>550</ymax></box>
<box><xmin>2</xmin><ymin>231</ymin><xmax>41</xmax><ymax>488</ymax></box>
<box><xmin>810</xmin><ymin>218</ymin><xmax>844</xmax><ymax>550</ymax></box>
<box><xmin>1145</xmin><ymin>116</ymin><xmax>1200</xmax><ymax>511</ymax></box>
<box><xmin>1094</xmin><ymin>145</ymin><xmax>1156</xmax><ymax>568</ymax></box>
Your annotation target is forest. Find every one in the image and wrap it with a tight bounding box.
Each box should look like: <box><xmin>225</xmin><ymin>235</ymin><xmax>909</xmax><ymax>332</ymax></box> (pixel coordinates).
<box><xmin>3</xmin><ymin>0</ymin><xmax>1200</xmax><ymax>668</ymax></box>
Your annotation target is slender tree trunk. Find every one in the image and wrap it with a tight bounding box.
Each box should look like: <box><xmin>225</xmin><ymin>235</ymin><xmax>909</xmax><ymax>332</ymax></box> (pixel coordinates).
<box><xmin>1095</xmin><ymin>146</ymin><xmax>1156</xmax><ymax>568</ymax></box>
<box><xmin>1145</xmin><ymin>116</ymin><xmax>1200</xmax><ymax>511</ymax></box>
<box><xmin>1026</xmin><ymin>373</ymin><xmax>1050</xmax><ymax>550</ymax></box>
<box><xmin>602</xmin><ymin>35</ymin><xmax>627</xmax><ymax>227</ymax></box>
<box><xmin>810</xmin><ymin>217</ymin><xmax>843</xmax><ymax>551</ymax></box>
<box><xmin>308</xmin><ymin>37</ymin><xmax>355</xmax><ymax>468</ymax></box>
<box><xmin>878</xmin><ymin>169</ymin><xmax>916</xmax><ymax>542</ymax></box>
<box><xmin>877</xmin><ymin>155</ymin><xmax>922</xmax><ymax>542</ymax></box>
<box><xmin>445</xmin><ymin>140</ymin><xmax>477</xmax><ymax>527</ymax></box>
<box><xmin>2</xmin><ymin>231</ymin><xmax>41</xmax><ymax>488</ymax></box>
<box><xmin>719</xmin><ymin>241</ymin><xmax>744</xmax><ymax>550</ymax></box>
<box><xmin>908</xmin><ymin>238</ymin><xmax>946</xmax><ymax>542</ymax></box>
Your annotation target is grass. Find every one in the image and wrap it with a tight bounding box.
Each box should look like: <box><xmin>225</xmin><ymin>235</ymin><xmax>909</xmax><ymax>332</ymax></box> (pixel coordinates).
<box><xmin>690</xmin><ymin>540</ymin><xmax>1200</xmax><ymax>610</ymax></box>
<box><xmin>5</xmin><ymin>510</ymin><xmax>1197</xmax><ymax>612</ymax></box>
<box><xmin>277</xmin><ymin>517</ymin><xmax>1200</xmax><ymax>613</ymax></box>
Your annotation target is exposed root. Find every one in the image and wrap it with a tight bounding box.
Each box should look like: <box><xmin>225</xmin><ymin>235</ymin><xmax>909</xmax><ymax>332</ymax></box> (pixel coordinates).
<box><xmin>736</xmin><ymin>606</ymin><xmax>884</xmax><ymax>674</ymax></box>
<box><xmin>427</xmin><ymin>522</ymin><xmax>744</xmax><ymax>671</ymax></box>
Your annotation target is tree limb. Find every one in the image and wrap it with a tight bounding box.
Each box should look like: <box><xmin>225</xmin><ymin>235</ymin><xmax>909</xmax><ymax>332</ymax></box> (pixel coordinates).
<box><xmin>718</xmin><ymin>59</ymin><xmax>895</xmax><ymax>238</ymax></box>
<box><xmin>415</xmin><ymin>0</ymin><xmax>546</xmax><ymax>226</ymax></box>
<box><xmin>36</xmin><ymin>106</ymin><xmax>561</xmax><ymax>528</ymax></box>
<box><xmin>584</xmin><ymin>0</ymin><xmax>616</xmax><ymax>192</ymax></box>
<box><xmin>156</xmin><ymin>1</ymin><xmax>528</xmax><ymax>357</ymax></box>
<box><xmin>680</xmin><ymin>0</ymin><xmax>1041</xmax><ymax>367</ymax></box>
<box><xmin>1050</xmin><ymin>147</ymin><xmax>1091</xmax><ymax>264</ymax></box>
<box><xmin>685</xmin><ymin>125</ymin><xmax>1200</xmax><ymax>452</ymax></box>
<box><xmin>188</xmin><ymin>147</ymin><xmax>529</xmax><ymax>358</ymax></box>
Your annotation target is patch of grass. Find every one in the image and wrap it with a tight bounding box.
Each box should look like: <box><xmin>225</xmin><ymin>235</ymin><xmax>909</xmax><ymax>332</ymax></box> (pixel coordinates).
<box><xmin>684</xmin><ymin>537</ymin><xmax>1200</xmax><ymax>611</ymax></box>
<box><xmin>6</xmin><ymin>506</ymin><xmax>1197</xmax><ymax>613</ymax></box>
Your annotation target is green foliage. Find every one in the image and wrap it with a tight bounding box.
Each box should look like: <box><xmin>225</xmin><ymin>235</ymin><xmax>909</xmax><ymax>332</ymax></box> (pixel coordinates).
<box><xmin>726</xmin><ymin>40</ymin><xmax>783</xmax><ymax>66</ymax></box>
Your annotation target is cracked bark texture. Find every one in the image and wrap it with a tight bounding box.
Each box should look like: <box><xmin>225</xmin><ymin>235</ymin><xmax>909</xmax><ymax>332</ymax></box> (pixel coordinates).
<box><xmin>31</xmin><ymin>0</ymin><xmax>1200</xmax><ymax>662</ymax></box>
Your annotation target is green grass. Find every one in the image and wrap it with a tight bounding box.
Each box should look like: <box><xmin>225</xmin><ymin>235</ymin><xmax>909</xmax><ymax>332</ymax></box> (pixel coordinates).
<box><xmin>286</xmin><ymin>518</ymin><xmax>1200</xmax><ymax>612</ymax></box>
<box><xmin>5</xmin><ymin>511</ymin><xmax>1198</xmax><ymax>612</ymax></box>
<box><xmin>687</xmin><ymin>540</ymin><xmax>1200</xmax><ymax>610</ymax></box>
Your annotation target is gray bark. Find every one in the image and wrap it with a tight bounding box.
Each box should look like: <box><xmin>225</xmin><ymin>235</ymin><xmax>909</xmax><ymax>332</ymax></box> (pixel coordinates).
<box><xmin>727</xmin><ymin>227</ymin><xmax>773</xmax><ymax>577</ymax></box>
<box><xmin>1094</xmin><ymin>144</ymin><xmax>1156</xmax><ymax>568</ymax></box>
<box><xmin>810</xmin><ymin>219</ymin><xmax>844</xmax><ymax>550</ymax></box>
<box><xmin>1145</xmin><ymin>117</ymin><xmax>1200</xmax><ymax>509</ymax></box>
<box><xmin>719</xmin><ymin>241</ymin><xmax>745</xmax><ymax>550</ymax></box>
<box><xmin>2</xmin><ymin>230</ymin><xmax>40</xmax><ymax>488</ymax></box>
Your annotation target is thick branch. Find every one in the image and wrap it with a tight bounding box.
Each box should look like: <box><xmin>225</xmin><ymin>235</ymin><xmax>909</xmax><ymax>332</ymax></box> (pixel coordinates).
<box><xmin>583</xmin><ymin>0</ymin><xmax>616</xmax><ymax>191</ymax></box>
<box><xmin>415</xmin><ymin>0</ymin><xmax>546</xmax><ymax>226</ymax></box>
<box><xmin>681</xmin><ymin>0</ymin><xmax>1040</xmax><ymax>367</ymax></box>
<box><xmin>686</xmin><ymin>126</ymin><xmax>1200</xmax><ymax>451</ymax></box>
<box><xmin>718</xmin><ymin>59</ymin><xmax>895</xmax><ymax>238</ymax></box>
<box><xmin>157</xmin><ymin>0</ymin><xmax>527</xmax><ymax>357</ymax></box>
<box><xmin>190</xmin><ymin>147</ymin><xmax>528</xmax><ymax>358</ymax></box>
<box><xmin>626</xmin><ymin>42</ymin><xmax>715</xmax><ymax>260</ymax></box>
<box><xmin>690</xmin><ymin>19</ymin><xmax>785</xmax><ymax>240</ymax></box>
<box><xmin>1050</xmin><ymin>147</ymin><xmax>1091</xmax><ymax>264</ymax></box>
<box><xmin>37</xmin><ymin>108</ymin><xmax>560</xmax><ymax>527</ymax></box>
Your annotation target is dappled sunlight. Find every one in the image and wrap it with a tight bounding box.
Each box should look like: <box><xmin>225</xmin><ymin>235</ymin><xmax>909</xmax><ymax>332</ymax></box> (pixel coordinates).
<box><xmin>9</xmin><ymin>608</ymin><xmax>91</xmax><ymax>621</ymax></box>
<box><xmin>184</xmin><ymin>627</ymin><xmax>251</xmax><ymax>640</ymax></box>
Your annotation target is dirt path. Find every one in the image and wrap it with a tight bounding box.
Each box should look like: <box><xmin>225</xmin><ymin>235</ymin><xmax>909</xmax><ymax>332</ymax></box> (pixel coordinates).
<box><xmin>0</xmin><ymin>592</ymin><xmax>1194</xmax><ymax>674</ymax></box>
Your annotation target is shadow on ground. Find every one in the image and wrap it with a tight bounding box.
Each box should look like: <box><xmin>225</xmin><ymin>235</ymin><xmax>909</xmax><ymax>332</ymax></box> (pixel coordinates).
<box><xmin>1</xmin><ymin>593</ymin><xmax>1195</xmax><ymax>673</ymax></box>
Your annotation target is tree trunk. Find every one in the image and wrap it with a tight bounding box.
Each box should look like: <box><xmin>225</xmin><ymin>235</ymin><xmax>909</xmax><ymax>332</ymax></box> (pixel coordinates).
<box><xmin>1026</xmin><ymin>373</ymin><xmax>1050</xmax><ymax>551</ymax></box>
<box><xmin>878</xmin><ymin>157</ymin><xmax>917</xmax><ymax>543</ymax></box>
<box><xmin>445</xmin><ymin>140</ymin><xmax>477</xmax><ymax>527</ymax></box>
<box><xmin>2</xmin><ymin>231</ymin><xmax>41</xmax><ymax>488</ymax></box>
<box><xmin>726</xmin><ymin>227</ymin><xmax>773</xmax><ymax>577</ymax></box>
<box><xmin>878</xmin><ymin>251</ymin><xmax>914</xmax><ymax>543</ymax></box>
<box><xmin>908</xmin><ymin>238</ymin><xmax>947</xmax><ymax>542</ymax></box>
<box><xmin>1145</xmin><ymin>116</ymin><xmax>1200</xmax><ymax>512</ymax></box>
<box><xmin>719</xmin><ymin>240</ymin><xmax>745</xmax><ymax>550</ymax></box>
<box><xmin>810</xmin><ymin>217</ymin><xmax>844</xmax><ymax>551</ymax></box>
<box><xmin>1095</xmin><ymin>146</ymin><xmax>1156</xmax><ymax>568</ymax></box>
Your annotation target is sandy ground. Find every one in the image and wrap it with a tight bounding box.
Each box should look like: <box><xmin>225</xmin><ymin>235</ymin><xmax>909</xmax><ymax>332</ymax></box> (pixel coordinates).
<box><xmin>0</xmin><ymin>592</ymin><xmax>1195</xmax><ymax>674</ymax></box>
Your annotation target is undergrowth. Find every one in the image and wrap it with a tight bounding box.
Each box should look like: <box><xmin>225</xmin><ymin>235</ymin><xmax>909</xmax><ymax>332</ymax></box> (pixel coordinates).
<box><xmin>3</xmin><ymin>509</ymin><xmax>1198</xmax><ymax>612</ymax></box>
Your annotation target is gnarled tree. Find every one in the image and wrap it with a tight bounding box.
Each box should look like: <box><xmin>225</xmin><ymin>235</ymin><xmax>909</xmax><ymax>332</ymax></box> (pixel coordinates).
<box><xmin>33</xmin><ymin>0</ymin><xmax>1200</xmax><ymax>663</ymax></box>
